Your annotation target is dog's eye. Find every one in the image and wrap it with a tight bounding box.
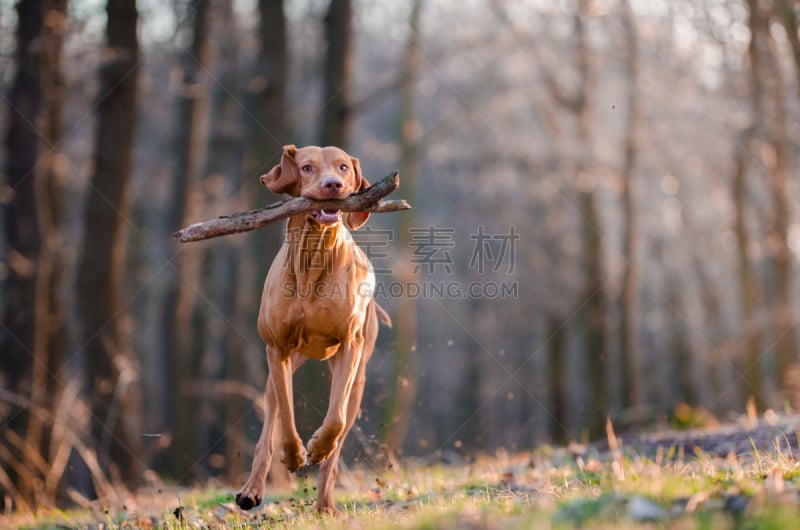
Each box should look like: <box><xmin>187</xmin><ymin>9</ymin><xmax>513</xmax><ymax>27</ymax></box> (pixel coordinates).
<box><xmin>301</xmin><ymin>164</ymin><xmax>313</xmax><ymax>172</ymax></box>
<box><xmin>339</xmin><ymin>163</ymin><xmax>348</xmax><ymax>171</ymax></box>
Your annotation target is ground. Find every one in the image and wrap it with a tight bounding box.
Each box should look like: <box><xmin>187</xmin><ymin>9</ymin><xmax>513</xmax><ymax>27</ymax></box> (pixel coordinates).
<box><xmin>6</xmin><ymin>414</ymin><xmax>800</xmax><ymax>529</ymax></box>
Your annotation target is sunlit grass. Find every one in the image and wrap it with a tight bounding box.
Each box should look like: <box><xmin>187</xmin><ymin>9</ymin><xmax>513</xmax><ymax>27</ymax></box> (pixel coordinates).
<box><xmin>6</xmin><ymin>441</ymin><xmax>800</xmax><ymax>529</ymax></box>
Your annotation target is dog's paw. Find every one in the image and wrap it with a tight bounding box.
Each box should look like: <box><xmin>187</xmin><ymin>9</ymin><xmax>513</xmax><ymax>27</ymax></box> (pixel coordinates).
<box><xmin>235</xmin><ymin>490</ymin><xmax>263</xmax><ymax>511</ymax></box>
<box><xmin>280</xmin><ymin>438</ymin><xmax>307</xmax><ymax>472</ymax></box>
<box><xmin>314</xmin><ymin>500</ymin><xmax>340</xmax><ymax>516</ymax></box>
<box><xmin>307</xmin><ymin>424</ymin><xmax>343</xmax><ymax>464</ymax></box>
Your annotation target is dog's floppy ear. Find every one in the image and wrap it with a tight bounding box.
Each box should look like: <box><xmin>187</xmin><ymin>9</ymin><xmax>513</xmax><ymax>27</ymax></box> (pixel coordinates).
<box><xmin>260</xmin><ymin>145</ymin><xmax>300</xmax><ymax>196</ymax></box>
<box><xmin>345</xmin><ymin>156</ymin><xmax>371</xmax><ymax>230</ymax></box>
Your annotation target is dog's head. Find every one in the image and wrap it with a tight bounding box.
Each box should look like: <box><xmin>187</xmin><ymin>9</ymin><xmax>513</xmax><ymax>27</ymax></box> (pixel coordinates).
<box><xmin>260</xmin><ymin>145</ymin><xmax>370</xmax><ymax>229</ymax></box>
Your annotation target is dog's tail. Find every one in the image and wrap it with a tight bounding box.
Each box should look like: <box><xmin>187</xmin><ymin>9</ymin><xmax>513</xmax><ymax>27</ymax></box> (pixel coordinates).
<box><xmin>374</xmin><ymin>302</ymin><xmax>393</xmax><ymax>329</ymax></box>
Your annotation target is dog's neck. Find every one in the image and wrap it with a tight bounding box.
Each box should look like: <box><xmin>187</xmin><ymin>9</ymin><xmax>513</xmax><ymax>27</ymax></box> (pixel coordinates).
<box><xmin>285</xmin><ymin>214</ymin><xmax>352</xmax><ymax>282</ymax></box>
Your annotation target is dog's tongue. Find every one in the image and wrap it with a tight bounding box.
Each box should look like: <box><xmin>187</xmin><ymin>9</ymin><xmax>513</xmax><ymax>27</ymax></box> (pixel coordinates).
<box><xmin>316</xmin><ymin>209</ymin><xmax>340</xmax><ymax>223</ymax></box>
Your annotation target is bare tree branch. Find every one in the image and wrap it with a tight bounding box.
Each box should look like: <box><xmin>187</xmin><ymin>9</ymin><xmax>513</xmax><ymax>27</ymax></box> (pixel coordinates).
<box><xmin>174</xmin><ymin>171</ymin><xmax>410</xmax><ymax>242</ymax></box>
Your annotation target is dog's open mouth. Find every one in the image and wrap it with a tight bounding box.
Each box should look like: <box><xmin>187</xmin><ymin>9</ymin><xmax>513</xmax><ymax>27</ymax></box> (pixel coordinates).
<box><xmin>309</xmin><ymin>209</ymin><xmax>342</xmax><ymax>225</ymax></box>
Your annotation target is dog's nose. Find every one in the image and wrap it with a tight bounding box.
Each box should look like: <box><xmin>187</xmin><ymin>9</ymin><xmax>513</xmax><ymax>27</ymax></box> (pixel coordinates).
<box><xmin>321</xmin><ymin>176</ymin><xmax>344</xmax><ymax>191</ymax></box>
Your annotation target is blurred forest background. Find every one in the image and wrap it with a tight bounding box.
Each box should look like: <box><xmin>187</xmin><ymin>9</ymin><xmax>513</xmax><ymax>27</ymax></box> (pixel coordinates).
<box><xmin>2</xmin><ymin>0</ymin><xmax>800</xmax><ymax>512</ymax></box>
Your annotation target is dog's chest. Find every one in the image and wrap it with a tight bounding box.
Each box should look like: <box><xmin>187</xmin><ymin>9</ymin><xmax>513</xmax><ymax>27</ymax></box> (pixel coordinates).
<box><xmin>258</xmin><ymin>231</ymin><xmax>374</xmax><ymax>356</ymax></box>
<box><xmin>262</xmin><ymin>298</ymin><xmax>347</xmax><ymax>359</ymax></box>
<box><xmin>261</xmin><ymin>276</ymin><xmax>368</xmax><ymax>352</ymax></box>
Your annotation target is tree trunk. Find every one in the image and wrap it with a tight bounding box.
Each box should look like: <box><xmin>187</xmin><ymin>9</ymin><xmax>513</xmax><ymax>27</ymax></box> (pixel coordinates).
<box><xmin>199</xmin><ymin>0</ymin><xmax>246</xmax><ymax>485</ymax></box>
<box><xmin>579</xmin><ymin>190</ymin><xmax>609</xmax><ymax>438</ymax></box>
<box><xmin>161</xmin><ymin>0</ymin><xmax>211</xmax><ymax>480</ymax></box>
<box><xmin>384</xmin><ymin>0</ymin><xmax>423</xmax><ymax>456</ymax></box>
<box><xmin>574</xmin><ymin>0</ymin><xmax>608</xmax><ymax>439</ymax></box>
<box><xmin>250</xmin><ymin>0</ymin><xmax>289</xmax><ymax>214</ymax></box>
<box><xmin>617</xmin><ymin>0</ymin><xmax>641</xmax><ymax>411</ymax></box>
<box><xmin>762</xmin><ymin>10</ymin><xmax>797</xmax><ymax>383</ymax></box>
<box><xmin>732</xmin><ymin>129</ymin><xmax>762</xmax><ymax>410</ymax></box>
<box><xmin>320</xmin><ymin>0</ymin><xmax>353</xmax><ymax>147</ymax></box>
<box><xmin>1</xmin><ymin>0</ymin><xmax>46</xmax><ymax>506</ymax></box>
<box><xmin>778</xmin><ymin>0</ymin><xmax>800</xmax><ymax>100</ymax></box>
<box><xmin>30</xmin><ymin>0</ymin><xmax>69</xmax><ymax>502</ymax></box>
<box><xmin>547</xmin><ymin>313</ymin><xmax>568</xmax><ymax>443</ymax></box>
<box><xmin>732</xmin><ymin>0</ymin><xmax>767</xmax><ymax>409</ymax></box>
<box><xmin>1</xmin><ymin>0</ymin><xmax>69</xmax><ymax>508</ymax></box>
<box><xmin>254</xmin><ymin>0</ymin><xmax>287</xmax><ymax>148</ymax></box>
<box><xmin>75</xmin><ymin>0</ymin><xmax>142</xmax><ymax>486</ymax></box>
<box><xmin>246</xmin><ymin>0</ymin><xmax>288</xmax><ymax>245</ymax></box>
<box><xmin>248</xmin><ymin>0</ymin><xmax>289</xmax><ymax>279</ymax></box>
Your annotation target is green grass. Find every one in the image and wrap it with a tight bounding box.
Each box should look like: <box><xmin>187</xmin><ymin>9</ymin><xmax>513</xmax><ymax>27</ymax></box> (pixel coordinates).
<box><xmin>6</xmin><ymin>445</ymin><xmax>800</xmax><ymax>529</ymax></box>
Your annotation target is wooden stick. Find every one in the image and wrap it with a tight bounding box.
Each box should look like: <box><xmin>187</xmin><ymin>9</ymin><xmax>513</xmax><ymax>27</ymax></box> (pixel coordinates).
<box><xmin>174</xmin><ymin>171</ymin><xmax>410</xmax><ymax>243</ymax></box>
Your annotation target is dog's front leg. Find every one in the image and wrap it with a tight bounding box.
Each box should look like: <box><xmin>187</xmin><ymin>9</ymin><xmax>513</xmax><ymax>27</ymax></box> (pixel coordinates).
<box><xmin>315</xmin><ymin>349</ymin><xmax>369</xmax><ymax>514</ymax></box>
<box><xmin>307</xmin><ymin>340</ymin><xmax>363</xmax><ymax>464</ymax></box>
<box><xmin>267</xmin><ymin>346</ymin><xmax>307</xmax><ymax>472</ymax></box>
<box><xmin>235</xmin><ymin>374</ymin><xmax>278</xmax><ymax>510</ymax></box>
<box><xmin>236</xmin><ymin>351</ymin><xmax>307</xmax><ymax>510</ymax></box>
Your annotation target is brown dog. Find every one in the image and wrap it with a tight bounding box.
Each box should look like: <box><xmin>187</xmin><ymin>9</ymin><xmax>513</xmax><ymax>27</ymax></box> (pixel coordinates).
<box><xmin>236</xmin><ymin>145</ymin><xmax>391</xmax><ymax>514</ymax></box>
